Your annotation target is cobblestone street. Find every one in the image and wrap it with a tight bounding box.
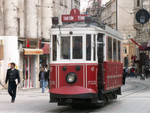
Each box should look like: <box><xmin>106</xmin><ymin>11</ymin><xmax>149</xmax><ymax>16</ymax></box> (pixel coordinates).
<box><xmin>1</xmin><ymin>78</ymin><xmax>150</xmax><ymax>113</ymax></box>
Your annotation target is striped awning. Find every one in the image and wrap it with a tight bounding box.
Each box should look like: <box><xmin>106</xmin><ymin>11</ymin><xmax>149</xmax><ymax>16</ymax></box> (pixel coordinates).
<box><xmin>24</xmin><ymin>48</ymin><xmax>43</xmax><ymax>55</ymax></box>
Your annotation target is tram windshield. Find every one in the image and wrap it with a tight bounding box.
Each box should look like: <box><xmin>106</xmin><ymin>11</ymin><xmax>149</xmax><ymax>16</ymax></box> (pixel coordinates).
<box><xmin>61</xmin><ymin>36</ymin><xmax>70</xmax><ymax>59</ymax></box>
<box><xmin>73</xmin><ymin>36</ymin><xmax>82</xmax><ymax>59</ymax></box>
<box><xmin>52</xmin><ymin>34</ymin><xmax>97</xmax><ymax>62</ymax></box>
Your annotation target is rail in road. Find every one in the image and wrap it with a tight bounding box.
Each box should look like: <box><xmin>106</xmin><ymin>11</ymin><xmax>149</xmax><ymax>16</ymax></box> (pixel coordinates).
<box><xmin>49</xmin><ymin>78</ymin><xmax>150</xmax><ymax>113</ymax></box>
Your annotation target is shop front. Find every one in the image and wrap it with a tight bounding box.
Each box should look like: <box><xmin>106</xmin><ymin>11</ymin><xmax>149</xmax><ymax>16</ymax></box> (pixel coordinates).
<box><xmin>22</xmin><ymin>38</ymin><xmax>43</xmax><ymax>89</ymax></box>
<box><xmin>23</xmin><ymin>49</ymin><xmax>43</xmax><ymax>88</ymax></box>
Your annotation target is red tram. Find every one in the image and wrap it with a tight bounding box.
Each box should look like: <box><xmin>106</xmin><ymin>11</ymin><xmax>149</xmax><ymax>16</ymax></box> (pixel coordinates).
<box><xmin>49</xmin><ymin>9</ymin><xmax>123</xmax><ymax>106</ymax></box>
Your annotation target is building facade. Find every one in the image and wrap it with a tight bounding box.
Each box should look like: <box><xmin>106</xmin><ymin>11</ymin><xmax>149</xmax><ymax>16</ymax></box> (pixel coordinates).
<box><xmin>99</xmin><ymin>0</ymin><xmax>136</xmax><ymax>67</ymax></box>
<box><xmin>133</xmin><ymin>0</ymin><xmax>150</xmax><ymax>73</ymax></box>
<box><xmin>0</xmin><ymin>0</ymin><xmax>76</xmax><ymax>89</ymax></box>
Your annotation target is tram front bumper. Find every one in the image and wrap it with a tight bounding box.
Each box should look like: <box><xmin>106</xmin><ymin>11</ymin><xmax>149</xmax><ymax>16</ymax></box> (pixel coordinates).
<box><xmin>50</xmin><ymin>86</ymin><xmax>97</xmax><ymax>103</ymax></box>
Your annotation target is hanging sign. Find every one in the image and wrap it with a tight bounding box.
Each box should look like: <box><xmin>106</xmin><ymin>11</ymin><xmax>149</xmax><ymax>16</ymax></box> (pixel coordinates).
<box><xmin>62</xmin><ymin>8</ymin><xmax>88</xmax><ymax>22</ymax></box>
<box><xmin>135</xmin><ymin>9</ymin><xmax>150</xmax><ymax>24</ymax></box>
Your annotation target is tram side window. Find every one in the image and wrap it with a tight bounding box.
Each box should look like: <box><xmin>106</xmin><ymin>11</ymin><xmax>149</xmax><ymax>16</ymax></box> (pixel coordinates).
<box><xmin>86</xmin><ymin>34</ymin><xmax>91</xmax><ymax>60</ymax></box>
<box><xmin>61</xmin><ymin>36</ymin><xmax>70</xmax><ymax>59</ymax></box>
<box><xmin>118</xmin><ymin>41</ymin><xmax>121</xmax><ymax>61</ymax></box>
<box><xmin>93</xmin><ymin>35</ymin><xmax>96</xmax><ymax>61</ymax></box>
<box><xmin>52</xmin><ymin>35</ymin><xmax>57</xmax><ymax>61</ymax></box>
<box><xmin>108</xmin><ymin>37</ymin><xmax>112</xmax><ymax>60</ymax></box>
<box><xmin>113</xmin><ymin>39</ymin><xmax>117</xmax><ymax>61</ymax></box>
<box><xmin>73</xmin><ymin>36</ymin><xmax>82</xmax><ymax>59</ymax></box>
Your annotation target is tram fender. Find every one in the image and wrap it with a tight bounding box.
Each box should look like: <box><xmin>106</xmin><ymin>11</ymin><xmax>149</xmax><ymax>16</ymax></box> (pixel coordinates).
<box><xmin>50</xmin><ymin>86</ymin><xmax>96</xmax><ymax>95</ymax></box>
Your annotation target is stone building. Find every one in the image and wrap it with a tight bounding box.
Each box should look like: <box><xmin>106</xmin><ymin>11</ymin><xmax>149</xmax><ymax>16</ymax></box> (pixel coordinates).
<box><xmin>0</xmin><ymin>0</ymin><xmax>79</xmax><ymax>89</ymax></box>
<box><xmin>99</xmin><ymin>0</ymin><xmax>136</xmax><ymax>67</ymax></box>
<box><xmin>133</xmin><ymin>0</ymin><xmax>150</xmax><ymax>72</ymax></box>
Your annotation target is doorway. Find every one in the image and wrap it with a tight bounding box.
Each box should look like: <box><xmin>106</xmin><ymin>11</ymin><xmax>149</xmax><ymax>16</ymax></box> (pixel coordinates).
<box><xmin>23</xmin><ymin>56</ymin><xmax>35</xmax><ymax>88</ymax></box>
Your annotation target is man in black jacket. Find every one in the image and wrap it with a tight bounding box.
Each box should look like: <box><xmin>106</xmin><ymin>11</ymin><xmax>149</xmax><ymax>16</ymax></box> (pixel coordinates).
<box><xmin>5</xmin><ymin>62</ymin><xmax>20</xmax><ymax>103</ymax></box>
<box><xmin>39</xmin><ymin>67</ymin><xmax>46</xmax><ymax>93</ymax></box>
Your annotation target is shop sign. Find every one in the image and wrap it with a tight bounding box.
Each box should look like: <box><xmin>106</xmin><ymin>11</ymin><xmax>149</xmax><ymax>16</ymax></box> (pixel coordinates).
<box><xmin>26</xmin><ymin>38</ymin><xmax>38</xmax><ymax>48</ymax></box>
<box><xmin>24</xmin><ymin>49</ymin><xmax>43</xmax><ymax>55</ymax></box>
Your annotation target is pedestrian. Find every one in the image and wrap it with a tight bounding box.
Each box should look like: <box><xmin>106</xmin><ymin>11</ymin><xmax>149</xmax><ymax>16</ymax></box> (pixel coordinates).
<box><xmin>39</xmin><ymin>67</ymin><xmax>46</xmax><ymax>93</ymax></box>
<box><xmin>130</xmin><ymin>67</ymin><xmax>135</xmax><ymax>77</ymax></box>
<box><xmin>5</xmin><ymin>62</ymin><xmax>20</xmax><ymax>103</ymax></box>
<box><xmin>122</xmin><ymin>68</ymin><xmax>126</xmax><ymax>85</ymax></box>
<box><xmin>125</xmin><ymin>67</ymin><xmax>128</xmax><ymax>77</ymax></box>
<box><xmin>45</xmin><ymin>65</ymin><xmax>50</xmax><ymax>88</ymax></box>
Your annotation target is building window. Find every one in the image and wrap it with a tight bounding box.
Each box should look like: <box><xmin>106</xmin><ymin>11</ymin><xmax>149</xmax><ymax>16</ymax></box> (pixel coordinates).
<box><xmin>108</xmin><ymin>37</ymin><xmax>112</xmax><ymax>60</ymax></box>
<box><xmin>124</xmin><ymin>47</ymin><xmax>127</xmax><ymax>54</ymax></box>
<box><xmin>64</xmin><ymin>0</ymin><xmax>68</xmax><ymax>7</ymax></box>
<box><xmin>60</xmin><ymin>0</ymin><xmax>63</xmax><ymax>6</ymax></box>
<box><xmin>137</xmin><ymin>0</ymin><xmax>140</xmax><ymax>6</ymax></box>
<box><xmin>0</xmin><ymin>40</ymin><xmax>3</xmax><ymax>60</ymax></box>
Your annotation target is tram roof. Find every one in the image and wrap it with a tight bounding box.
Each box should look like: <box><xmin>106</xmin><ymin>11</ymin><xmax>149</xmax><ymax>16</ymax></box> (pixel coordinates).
<box><xmin>51</xmin><ymin>22</ymin><xmax>122</xmax><ymax>40</ymax></box>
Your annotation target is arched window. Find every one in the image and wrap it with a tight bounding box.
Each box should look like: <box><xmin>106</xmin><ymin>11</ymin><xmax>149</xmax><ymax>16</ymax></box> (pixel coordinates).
<box><xmin>137</xmin><ymin>0</ymin><xmax>140</xmax><ymax>6</ymax></box>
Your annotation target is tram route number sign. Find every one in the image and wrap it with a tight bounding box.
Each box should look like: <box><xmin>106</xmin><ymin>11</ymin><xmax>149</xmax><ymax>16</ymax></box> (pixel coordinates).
<box><xmin>135</xmin><ymin>9</ymin><xmax>150</xmax><ymax>24</ymax></box>
<box><xmin>62</xmin><ymin>8</ymin><xmax>88</xmax><ymax>22</ymax></box>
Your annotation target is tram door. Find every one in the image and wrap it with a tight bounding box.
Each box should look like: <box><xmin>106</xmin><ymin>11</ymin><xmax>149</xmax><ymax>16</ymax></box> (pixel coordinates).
<box><xmin>97</xmin><ymin>33</ymin><xmax>104</xmax><ymax>97</ymax></box>
<box><xmin>23</xmin><ymin>56</ymin><xmax>34</xmax><ymax>88</ymax></box>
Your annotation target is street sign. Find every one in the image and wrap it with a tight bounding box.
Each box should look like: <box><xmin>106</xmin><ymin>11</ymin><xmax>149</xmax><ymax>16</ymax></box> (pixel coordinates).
<box><xmin>135</xmin><ymin>9</ymin><xmax>150</xmax><ymax>24</ymax></box>
<box><xmin>62</xmin><ymin>8</ymin><xmax>88</xmax><ymax>22</ymax></box>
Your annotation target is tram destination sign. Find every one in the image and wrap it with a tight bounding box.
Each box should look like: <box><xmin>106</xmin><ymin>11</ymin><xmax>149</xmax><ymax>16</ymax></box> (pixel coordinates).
<box><xmin>62</xmin><ymin>8</ymin><xmax>88</xmax><ymax>22</ymax></box>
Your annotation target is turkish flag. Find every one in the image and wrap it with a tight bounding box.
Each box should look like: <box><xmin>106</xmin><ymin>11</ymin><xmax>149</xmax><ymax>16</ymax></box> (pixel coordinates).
<box><xmin>27</xmin><ymin>39</ymin><xmax>30</xmax><ymax>48</ymax></box>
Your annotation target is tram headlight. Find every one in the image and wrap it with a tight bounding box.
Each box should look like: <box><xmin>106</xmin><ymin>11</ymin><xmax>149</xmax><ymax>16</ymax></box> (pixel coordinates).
<box><xmin>66</xmin><ymin>73</ymin><xmax>77</xmax><ymax>84</ymax></box>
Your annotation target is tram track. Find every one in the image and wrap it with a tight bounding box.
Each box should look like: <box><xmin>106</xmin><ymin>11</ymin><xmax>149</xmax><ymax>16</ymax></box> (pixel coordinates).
<box><xmin>118</xmin><ymin>78</ymin><xmax>149</xmax><ymax>99</ymax></box>
<box><xmin>53</xmin><ymin>78</ymin><xmax>150</xmax><ymax>113</ymax></box>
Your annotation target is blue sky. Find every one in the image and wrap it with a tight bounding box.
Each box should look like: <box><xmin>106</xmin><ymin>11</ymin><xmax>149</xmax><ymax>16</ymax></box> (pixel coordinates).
<box><xmin>80</xmin><ymin>0</ymin><xmax>110</xmax><ymax>11</ymax></box>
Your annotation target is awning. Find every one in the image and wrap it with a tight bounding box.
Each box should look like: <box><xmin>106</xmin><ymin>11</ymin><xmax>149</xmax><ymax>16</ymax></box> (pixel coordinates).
<box><xmin>140</xmin><ymin>42</ymin><xmax>150</xmax><ymax>51</ymax></box>
<box><xmin>147</xmin><ymin>40</ymin><xmax>150</xmax><ymax>47</ymax></box>
<box><xmin>41</xmin><ymin>43</ymin><xmax>50</xmax><ymax>54</ymax></box>
<box><xmin>24</xmin><ymin>48</ymin><xmax>43</xmax><ymax>55</ymax></box>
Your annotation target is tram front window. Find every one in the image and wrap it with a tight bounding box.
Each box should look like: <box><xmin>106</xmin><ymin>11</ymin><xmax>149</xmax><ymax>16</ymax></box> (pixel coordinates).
<box><xmin>73</xmin><ymin>36</ymin><xmax>82</xmax><ymax>59</ymax></box>
<box><xmin>86</xmin><ymin>34</ymin><xmax>91</xmax><ymax>60</ymax></box>
<box><xmin>61</xmin><ymin>36</ymin><xmax>70</xmax><ymax>59</ymax></box>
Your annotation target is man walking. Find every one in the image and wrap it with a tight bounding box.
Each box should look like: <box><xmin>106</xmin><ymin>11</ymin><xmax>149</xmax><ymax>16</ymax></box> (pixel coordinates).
<box><xmin>5</xmin><ymin>62</ymin><xmax>20</xmax><ymax>103</ymax></box>
<box><xmin>39</xmin><ymin>67</ymin><xmax>46</xmax><ymax>93</ymax></box>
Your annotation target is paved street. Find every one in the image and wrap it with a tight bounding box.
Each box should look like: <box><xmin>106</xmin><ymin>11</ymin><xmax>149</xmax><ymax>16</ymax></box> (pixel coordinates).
<box><xmin>1</xmin><ymin>77</ymin><xmax>150</xmax><ymax>113</ymax></box>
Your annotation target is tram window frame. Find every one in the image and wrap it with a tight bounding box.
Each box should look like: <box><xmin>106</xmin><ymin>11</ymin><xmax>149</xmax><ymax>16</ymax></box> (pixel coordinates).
<box><xmin>72</xmin><ymin>36</ymin><xmax>83</xmax><ymax>59</ymax></box>
<box><xmin>86</xmin><ymin>34</ymin><xmax>91</xmax><ymax>61</ymax></box>
<box><xmin>113</xmin><ymin>39</ymin><xmax>117</xmax><ymax>61</ymax></box>
<box><xmin>93</xmin><ymin>35</ymin><xmax>96</xmax><ymax>61</ymax></box>
<box><xmin>107</xmin><ymin>37</ymin><xmax>112</xmax><ymax>61</ymax></box>
<box><xmin>52</xmin><ymin>35</ymin><xmax>57</xmax><ymax>61</ymax></box>
<box><xmin>60</xmin><ymin>36</ymin><xmax>70</xmax><ymax>60</ymax></box>
<box><xmin>118</xmin><ymin>41</ymin><xmax>121</xmax><ymax>61</ymax></box>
